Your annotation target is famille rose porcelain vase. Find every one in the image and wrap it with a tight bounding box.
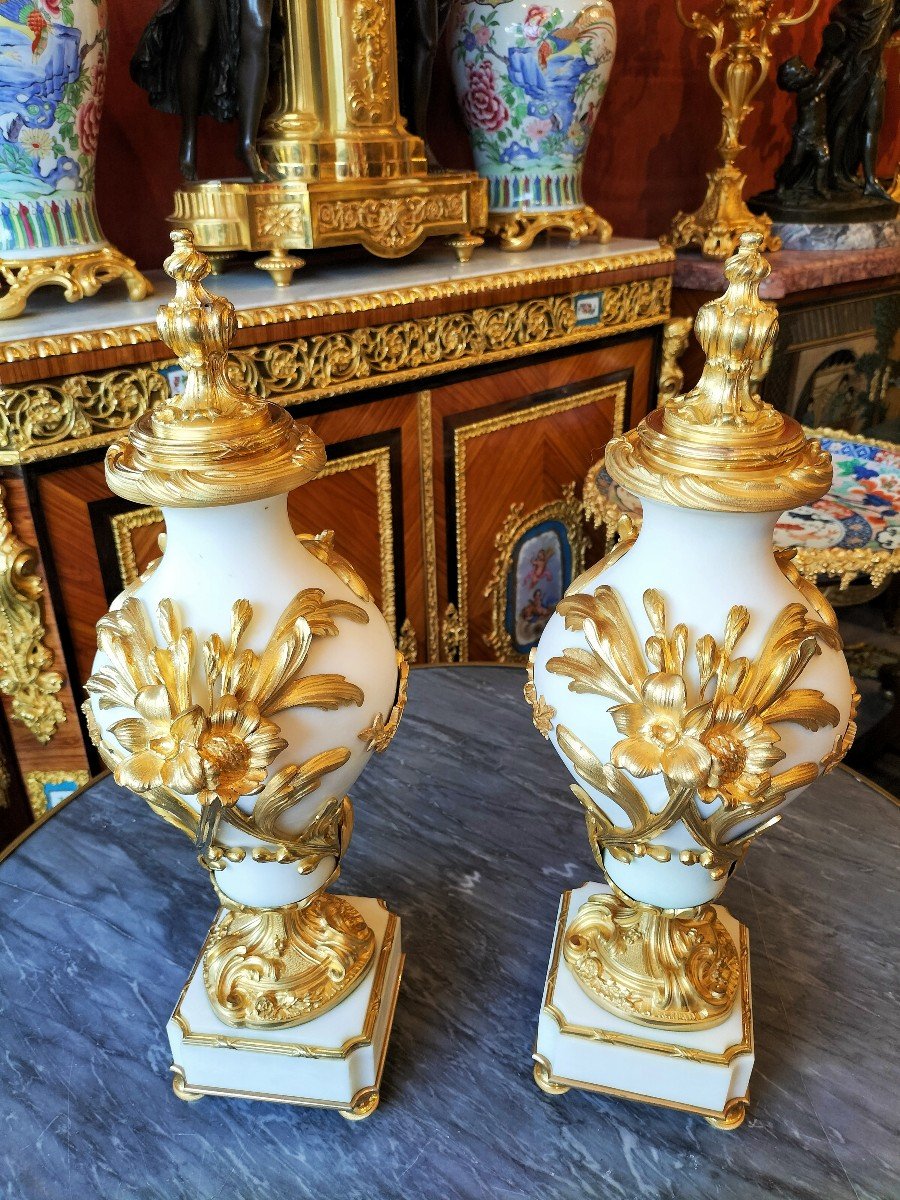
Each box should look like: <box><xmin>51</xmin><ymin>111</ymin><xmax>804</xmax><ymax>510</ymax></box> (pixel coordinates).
<box><xmin>527</xmin><ymin>236</ymin><xmax>856</xmax><ymax>1123</ymax></box>
<box><xmin>84</xmin><ymin>232</ymin><xmax>406</xmax><ymax>1116</ymax></box>
<box><xmin>450</xmin><ymin>0</ymin><xmax>616</xmax><ymax>249</ymax></box>
<box><xmin>0</xmin><ymin>0</ymin><xmax>148</xmax><ymax>316</ymax></box>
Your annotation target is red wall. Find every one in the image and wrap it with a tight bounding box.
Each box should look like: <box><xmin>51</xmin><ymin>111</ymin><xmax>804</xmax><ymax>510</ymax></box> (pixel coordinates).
<box><xmin>100</xmin><ymin>2</ymin><xmax>900</xmax><ymax>271</ymax></box>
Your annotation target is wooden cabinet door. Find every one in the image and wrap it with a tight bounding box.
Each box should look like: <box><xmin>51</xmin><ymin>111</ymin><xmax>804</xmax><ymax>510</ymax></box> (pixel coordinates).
<box><xmin>423</xmin><ymin>334</ymin><xmax>656</xmax><ymax>662</ymax></box>
<box><xmin>291</xmin><ymin>392</ymin><xmax>426</xmax><ymax>661</ymax></box>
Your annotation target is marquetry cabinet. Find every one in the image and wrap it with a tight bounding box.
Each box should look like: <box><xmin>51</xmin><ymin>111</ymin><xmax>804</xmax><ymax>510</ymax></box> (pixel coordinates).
<box><xmin>0</xmin><ymin>239</ymin><xmax>673</xmax><ymax>841</ymax></box>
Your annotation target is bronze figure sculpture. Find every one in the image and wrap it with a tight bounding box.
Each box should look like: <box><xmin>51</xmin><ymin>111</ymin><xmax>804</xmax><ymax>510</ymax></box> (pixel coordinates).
<box><xmin>751</xmin><ymin>0</ymin><xmax>900</xmax><ymax>221</ymax></box>
<box><xmin>772</xmin><ymin>54</ymin><xmax>842</xmax><ymax>200</ymax></box>
<box><xmin>131</xmin><ymin>0</ymin><xmax>277</xmax><ymax>182</ymax></box>
<box><xmin>396</xmin><ymin>0</ymin><xmax>452</xmax><ymax>165</ymax></box>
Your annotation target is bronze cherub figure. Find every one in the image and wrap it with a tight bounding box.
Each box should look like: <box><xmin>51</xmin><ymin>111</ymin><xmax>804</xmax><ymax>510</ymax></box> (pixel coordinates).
<box><xmin>772</xmin><ymin>54</ymin><xmax>842</xmax><ymax>200</ymax></box>
<box><xmin>751</xmin><ymin>0</ymin><xmax>900</xmax><ymax>222</ymax></box>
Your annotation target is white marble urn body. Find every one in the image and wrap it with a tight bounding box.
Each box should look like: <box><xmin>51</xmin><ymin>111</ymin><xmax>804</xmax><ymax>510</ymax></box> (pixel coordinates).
<box><xmin>87</xmin><ymin>493</ymin><xmax>398</xmax><ymax>910</ymax></box>
<box><xmin>532</xmin><ymin>497</ymin><xmax>855</xmax><ymax>909</ymax></box>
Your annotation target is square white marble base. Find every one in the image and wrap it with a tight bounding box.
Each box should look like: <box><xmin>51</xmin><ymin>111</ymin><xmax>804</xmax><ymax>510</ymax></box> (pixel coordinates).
<box><xmin>167</xmin><ymin>896</ymin><xmax>403</xmax><ymax>1118</ymax></box>
<box><xmin>534</xmin><ymin>883</ymin><xmax>753</xmax><ymax>1128</ymax></box>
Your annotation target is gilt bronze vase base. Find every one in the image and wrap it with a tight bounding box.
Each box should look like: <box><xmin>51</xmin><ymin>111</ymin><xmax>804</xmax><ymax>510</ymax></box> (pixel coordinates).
<box><xmin>534</xmin><ymin>883</ymin><xmax>753</xmax><ymax>1128</ymax></box>
<box><xmin>488</xmin><ymin>205</ymin><xmax>613</xmax><ymax>253</ymax></box>
<box><xmin>563</xmin><ymin>885</ymin><xmax>740</xmax><ymax>1031</ymax></box>
<box><xmin>0</xmin><ymin>245</ymin><xmax>152</xmax><ymax>321</ymax></box>
<box><xmin>171</xmin><ymin>172</ymin><xmax>488</xmax><ymax>286</ymax></box>
<box><xmin>202</xmin><ymin>893</ymin><xmax>377</xmax><ymax>1030</ymax></box>
<box><xmin>168</xmin><ymin>896</ymin><xmax>403</xmax><ymax>1117</ymax></box>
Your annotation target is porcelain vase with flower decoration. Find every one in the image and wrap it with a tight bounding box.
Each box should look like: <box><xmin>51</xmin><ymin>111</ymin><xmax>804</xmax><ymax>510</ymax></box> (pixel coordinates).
<box><xmin>450</xmin><ymin>0</ymin><xmax>616</xmax><ymax>249</ymax></box>
<box><xmin>526</xmin><ymin>235</ymin><xmax>857</xmax><ymax>1128</ymax></box>
<box><xmin>0</xmin><ymin>0</ymin><xmax>148</xmax><ymax>317</ymax></box>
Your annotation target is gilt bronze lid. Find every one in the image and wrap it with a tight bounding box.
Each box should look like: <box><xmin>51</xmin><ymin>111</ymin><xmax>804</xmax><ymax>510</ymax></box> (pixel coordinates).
<box><xmin>605</xmin><ymin>233</ymin><xmax>832</xmax><ymax>513</ymax></box>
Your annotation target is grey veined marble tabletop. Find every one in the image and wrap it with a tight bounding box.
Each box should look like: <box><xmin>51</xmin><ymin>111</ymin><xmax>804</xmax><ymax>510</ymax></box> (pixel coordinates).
<box><xmin>1</xmin><ymin>666</ymin><xmax>897</xmax><ymax>1200</ymax></box>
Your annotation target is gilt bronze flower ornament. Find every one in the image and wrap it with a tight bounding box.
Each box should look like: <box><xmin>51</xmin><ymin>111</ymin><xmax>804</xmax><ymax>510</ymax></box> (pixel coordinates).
<box><xmin>547</xmin><ymin>584</ymin><xmax>841</xmax><ymax>850</ymax></box>
<box><xmin>86</xmin><ymin>588</ymin><xmax>369</xmax><ymax>855</ymax></box>
<box><xmin>609</xmin><ymin>672</ymin><xmax>711</xmax><ymax>786</ymax></box>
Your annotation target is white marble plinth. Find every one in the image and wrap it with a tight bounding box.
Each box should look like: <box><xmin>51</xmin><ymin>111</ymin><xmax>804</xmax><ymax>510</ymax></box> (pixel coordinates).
<box><xmin>0</xmin><ymin>236</ymin><xmax>664</xmax><ymax>349</ymax></box>
<box><xmin>773</xmin><ymin>219</ymin><xmax>900</xmax><ymax>251</ymax></box>
<box><xmin>167</xmin><ymin>896</ymin><xmax>403</xmax><ymax>1117</ymax></box>
<box><xmin>534</xmin><ymin>884</ymin><xmax>753</xmax><ymax>1126</ymax></box>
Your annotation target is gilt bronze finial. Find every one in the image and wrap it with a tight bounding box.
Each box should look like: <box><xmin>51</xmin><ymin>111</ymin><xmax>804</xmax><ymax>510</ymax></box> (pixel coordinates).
<box><xmin>605</xmin><ymin>234</ymin><xmax>833</xmax><ymax>512</ymax></box>
<box><xmin>665</xmin><ymin>233</ymin><xmax>781</xmax><ymax>431</ymax></box>
<box><xmin>104</xmin><ymin>230</ymin><xmax>325</xmax><ymax>509</ymax></box>
<box><xmin>153</xmin><ymin>231</ymin><xmax>253</xmax><ymax>426</ymax></box>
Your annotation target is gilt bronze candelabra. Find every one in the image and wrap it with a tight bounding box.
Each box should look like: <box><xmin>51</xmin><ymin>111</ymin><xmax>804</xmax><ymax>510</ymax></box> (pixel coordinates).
<box><xmin>667</xmin><ymin>0</ymin><xmax>819</xmax><ymax>259</ymax></box>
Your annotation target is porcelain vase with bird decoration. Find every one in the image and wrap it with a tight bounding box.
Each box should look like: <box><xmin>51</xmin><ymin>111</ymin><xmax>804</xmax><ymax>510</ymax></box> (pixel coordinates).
<box><xmin>449</xmin><ymin>0</ymin><xmax>617</xmax><ymax>249</ymax></box>
<box><xmin>0</xmin><ymin>0</ymin><xmax>149</xmax><ymax>317</ymax></box>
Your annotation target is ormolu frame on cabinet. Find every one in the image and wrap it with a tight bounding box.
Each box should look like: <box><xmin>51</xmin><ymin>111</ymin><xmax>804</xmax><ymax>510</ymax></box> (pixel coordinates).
<box><xmin>445</xmin><ymin>378</ymin><xmax>628</xmax><ymax>662</ymax></box>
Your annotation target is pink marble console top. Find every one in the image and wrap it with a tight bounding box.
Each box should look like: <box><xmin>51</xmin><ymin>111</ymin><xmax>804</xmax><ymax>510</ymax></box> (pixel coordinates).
<box><xmin>674</xmin><ymin>246</ymin><xmax>900</xmax><ymax>297</ymax></box>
